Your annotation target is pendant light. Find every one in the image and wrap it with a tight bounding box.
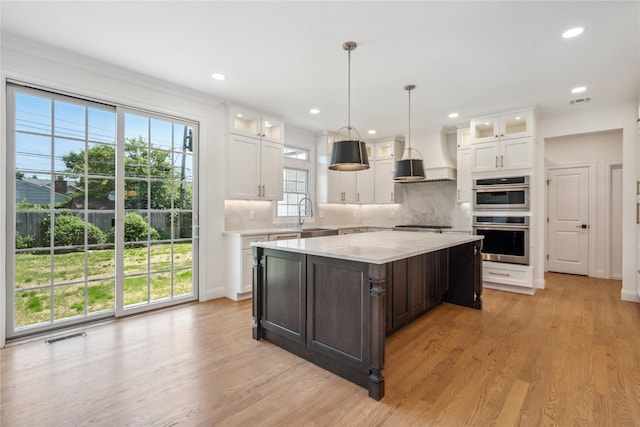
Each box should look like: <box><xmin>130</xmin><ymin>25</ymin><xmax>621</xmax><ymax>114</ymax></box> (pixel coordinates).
<box><xmin>329</xmin><ymin>41</ymin><xmax>370</xmax><ymax>171</ymax></box>
<box><xmin>393</xmin><ymin>84</ymin><xmax>425</xmax><ymax>181</ymax></box>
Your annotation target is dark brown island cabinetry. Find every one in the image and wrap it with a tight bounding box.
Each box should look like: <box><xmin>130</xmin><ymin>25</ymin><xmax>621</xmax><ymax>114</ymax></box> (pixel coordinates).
<box><xmin>252</xmin><ymin>238</ymin><xmax>482</xmax><ymax>400</ymax></box>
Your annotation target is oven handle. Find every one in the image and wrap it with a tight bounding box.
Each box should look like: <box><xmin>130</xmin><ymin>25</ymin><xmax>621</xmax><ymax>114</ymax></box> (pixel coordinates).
<box><xmin>472</xmin><ymin>185</ymin><xmax>529</xmax><ymax>192</ymax></box>
<box><xmin>473</xmin><ymin>225</ymin><xmax>529</xmax><ymax>230</ymax></box>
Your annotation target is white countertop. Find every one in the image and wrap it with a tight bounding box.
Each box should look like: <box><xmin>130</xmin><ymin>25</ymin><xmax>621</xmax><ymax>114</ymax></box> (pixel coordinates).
<box><xmin>223</xmin><ymin>225</ymin><xmax>382</xmax><ymax>237</ymax></box>
<box><xmin>251</xmin><ymin>230</ymin><xmax>483</xmax><ymax>264</ymax></box>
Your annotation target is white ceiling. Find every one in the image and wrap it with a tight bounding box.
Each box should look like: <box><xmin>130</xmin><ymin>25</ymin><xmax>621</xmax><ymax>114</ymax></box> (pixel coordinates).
<box><xmin>1</xmin><ymin>1</ymin><xmax>639</xmax><ymax>139</ymax></box>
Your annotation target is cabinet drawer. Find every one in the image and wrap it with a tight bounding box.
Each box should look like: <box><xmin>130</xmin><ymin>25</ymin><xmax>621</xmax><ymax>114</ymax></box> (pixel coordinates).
<box><xmin>242</xmin><ymin>235</ymin><xmax>269</xmax><ymax>249</ymax></box>
<box><xmin>483</xmin><ymin>262</ymin><xmax>533</xmax><ymax>288</ymax></box>
<box><xmin>269</xmin><ymin>233</ymin><xmax>301</xmax><ymax>241</ymax></box>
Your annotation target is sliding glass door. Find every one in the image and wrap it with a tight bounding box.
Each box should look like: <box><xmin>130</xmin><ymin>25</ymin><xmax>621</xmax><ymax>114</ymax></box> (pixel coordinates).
<box><xmin>6</xmin><ymin>84</ymin><xmax>198</xmax><ymax>338</ymax></box>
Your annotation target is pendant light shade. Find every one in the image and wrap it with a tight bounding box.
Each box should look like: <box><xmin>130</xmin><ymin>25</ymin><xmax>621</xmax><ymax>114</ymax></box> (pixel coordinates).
<box><xmin>394</xmin><ymin>158</ymin><xmax>425</xmax><ymax>181</ymax></box>
<box><xmin>329</xmin><ymin>140</ymin><xmax>369</xmax><ymax>171</ymax></box>
<box><xmin>329</xmin><ymin>41</ymin><xmax>370</xmax><ymax>171</ymax></box>
<box><xmin>394</xmin><ymin>84</ymin><xmax>426</xmax><ymax>182</ymax></box>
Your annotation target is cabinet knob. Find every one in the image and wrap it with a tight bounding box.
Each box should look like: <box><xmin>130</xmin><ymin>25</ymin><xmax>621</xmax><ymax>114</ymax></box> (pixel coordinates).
<box><xmin>501</xmin><ymin>155</ymin><xmax>504</xmax><ymax>167</ymax></box>
<box><xmin>495</xmin><ymin>156</ymin><xmax>498</xmax><ymax>168</ymax></box>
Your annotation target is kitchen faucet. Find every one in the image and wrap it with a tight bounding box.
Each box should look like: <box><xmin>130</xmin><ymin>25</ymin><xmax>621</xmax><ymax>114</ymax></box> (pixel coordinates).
<box><xmin>297</xmin><ymin>197</ymin><xmax>313</xmax><ymax>228</ymax></box>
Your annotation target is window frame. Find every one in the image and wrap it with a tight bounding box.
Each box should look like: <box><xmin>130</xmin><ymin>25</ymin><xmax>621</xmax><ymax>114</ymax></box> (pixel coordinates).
<box><xmin>273</xmin><ymin>144</ymin><xmax>315</xmax><ymax>224</ymax></box>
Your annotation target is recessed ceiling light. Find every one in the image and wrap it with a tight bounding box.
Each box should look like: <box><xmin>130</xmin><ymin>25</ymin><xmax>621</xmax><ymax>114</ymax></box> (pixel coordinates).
<box><xmin>368</xmin><ymin>130</ymin><xmax>377</xmax><ymax>135</ymax></box>
<box><xmin>515</xmin><ymin>116</ymin><xmax>521</xmax><ymax>120</ymax></box>
<box><xmin>448</xmin><ymin>112</ymin><xmax>459</xmax><ymax>119</ymax></box>
<box><xmin>236</xmin><ymin>113</ymin><xmax>243</xmax><ymax>118</ymax></box>
<box><xmin>310</xmin><ymin>108</ymin><xmax>320</xmax><ymax>115</ymax></box>
<box><xmin>571</xmin><ymin>86</ymin><xmax>587</xmax><ymax>93</ymax></box>
<box><xmin>562</xmin><ymin>27</ymin><xmax>584</xmax><ymax>39</ymax></box>
<box><xmin>211</xmin><ymin>72</ymin><xmax>227</xmax><ymax>81</ymax></box>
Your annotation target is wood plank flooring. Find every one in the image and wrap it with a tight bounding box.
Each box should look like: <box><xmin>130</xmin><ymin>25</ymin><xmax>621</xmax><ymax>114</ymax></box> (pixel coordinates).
<box><xmin>1</xmin><ymin>273</ymin><xmax>639</xmax><ymax>426</ymax></box>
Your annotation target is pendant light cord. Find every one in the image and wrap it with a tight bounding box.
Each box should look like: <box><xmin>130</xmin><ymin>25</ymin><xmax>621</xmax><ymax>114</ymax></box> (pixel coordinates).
<box><xmin>347</xmin><ymin>48</ymin><xmax>352</xmax><ymax>137</ymax></box>
<box><xmin>407</xmin><ymin>87</ymin><xmax>411</xmax><ymax>151</ymax></box>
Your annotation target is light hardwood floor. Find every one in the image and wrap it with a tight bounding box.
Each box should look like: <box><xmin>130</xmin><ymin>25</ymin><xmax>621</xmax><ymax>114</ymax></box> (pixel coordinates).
<box><xmin>2</xmin><ymin>273</ymin><xmax>639</xmax><ymax>426</ymax></box>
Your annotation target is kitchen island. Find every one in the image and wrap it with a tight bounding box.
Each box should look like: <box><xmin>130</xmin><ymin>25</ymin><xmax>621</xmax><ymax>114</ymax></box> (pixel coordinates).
<box><xmin>251</xmin><ymin>231</ymin><xmax>483</xmax><ymax>400</ymax></box>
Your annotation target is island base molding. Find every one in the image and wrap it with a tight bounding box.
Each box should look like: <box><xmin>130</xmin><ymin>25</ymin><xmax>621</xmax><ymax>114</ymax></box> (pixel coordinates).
<box><xmin>252</xmin><ymin>240</ymin><xmax>482</xmax><ymax>400</ymax></box>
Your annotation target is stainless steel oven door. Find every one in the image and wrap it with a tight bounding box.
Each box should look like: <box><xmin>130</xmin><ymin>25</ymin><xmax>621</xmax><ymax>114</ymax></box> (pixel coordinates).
<box><xmin>473</xmin><ymin>223</ymin><xmax>529</xmax><ymax>265</ymax></box>
<box><xmin>472</xmin><ymin>186</ymin><xmax>530</xmax><ymax>210</ymax></box>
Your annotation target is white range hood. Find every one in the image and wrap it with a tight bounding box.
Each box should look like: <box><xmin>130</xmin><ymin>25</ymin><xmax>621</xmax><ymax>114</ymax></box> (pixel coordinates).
<box><xmin>402</xmin><ymin>129</ymin><xmax>456</xmax><ymax>182</ymax></box>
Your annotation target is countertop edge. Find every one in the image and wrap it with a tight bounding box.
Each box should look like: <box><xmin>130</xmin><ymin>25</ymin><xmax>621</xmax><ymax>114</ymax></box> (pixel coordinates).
<box><xmin>250</xmin><ymin>231</ymin><xmax>483</xmax><ymax>264</ymax></box>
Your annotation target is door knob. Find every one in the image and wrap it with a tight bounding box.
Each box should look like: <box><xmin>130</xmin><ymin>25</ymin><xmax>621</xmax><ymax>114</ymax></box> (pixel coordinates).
<box><xmin>576</xmin><ymin>224</ymin><xmax>590</xmax><ymax>229</ymax></box>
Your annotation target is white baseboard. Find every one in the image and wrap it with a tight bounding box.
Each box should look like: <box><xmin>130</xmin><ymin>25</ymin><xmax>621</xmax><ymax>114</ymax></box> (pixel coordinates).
<box><xmin>621</xmin><ymin>290</ymin><xmax>640</xmax><ymax>303</ymax></box>
<box><xmin>204</xmin><ymin>285</ymin><xmax>226</xmax><ymax>301</ymax></box>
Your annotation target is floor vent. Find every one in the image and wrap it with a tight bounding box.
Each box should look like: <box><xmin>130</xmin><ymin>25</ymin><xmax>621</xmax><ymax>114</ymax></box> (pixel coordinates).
<box><xmin>44</xmin><ymin>331</ymin><xmax>86</xmax><ymax>345</ymax></box>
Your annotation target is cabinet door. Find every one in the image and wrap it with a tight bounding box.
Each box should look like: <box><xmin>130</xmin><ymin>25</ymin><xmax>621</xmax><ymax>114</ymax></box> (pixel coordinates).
<box><xmin>260</xmin><ymin>141</ymin><xmax>284</xmax><ymax>200</ymax></box>
<box><xmin>241</xmin><ymin>248</ymin><xmax>254</xmax><ymax>293</ymax></box>
<box><xmin>456</xmin><ymin>127</ymin><xmax>471</xmax><ymax>149</ymax></box>
<box><xmin>499</xmin><ymin>110</ymin><xmax>533</xmax><ymax>140</ymax></box>
<box><xmin>500</xmin><ymin>138</ymin><xmax>532</xmax><ymax>170</ymax></box>
<box><xmin>470</xmin><ymin>141</ymin><xmax>500</xmax><ymax>173</ymax></box>
<box><xmin>426</xmin><ymin>249</ymin><xmax>448</xmax><ymax>310</ymax></box>
<box><xmin>470</xmin><ymin>115</ymin><xmax>499</xmax><ymax>143</ymax></box>
<box><xmin>409</xmin><ymin>255</ymin><xmax>426</xmax><ymax>319</ymax></box>
<box><xmin>357</xmin><ymin>163</ymin><xmax>375</xmax><ymax>204</ymax></box>
<box><xmin>228</xmin><ymin>134</ymin><xmax>261</xmax><ymax>199</ymax></box>
<box><xmin>375</xmin><ymin>158</ymin><xmax>395</xmax><ymax>203</ymax></box>
<box><xmin>391</xmin><ymin>259</ymin><xmax>410</xmax><ymax>330</ymax></box>
<box><xmin>456</xmin><ymin>149</ymin><xmax>472</xmax><ymax>202</ymax></box>
<box><xmin>326</xmin><ymin>169</ymin><xmax>343</xmax><ymax>203</ymax></box>
<box><xmin>341</xmin><ymin>171</ymin><xmax>358</xmax><ymax>203</ymax></box>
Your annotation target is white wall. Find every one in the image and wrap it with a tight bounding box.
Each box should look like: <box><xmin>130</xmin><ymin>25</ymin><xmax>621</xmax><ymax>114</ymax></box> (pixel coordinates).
<box><xmin>539</xmin><ymin>103</ymin><xmax>638</xmax><ymax>301</ymax></box>
<box><xmin>545</xmin><ymin>130</ymin><xmax>623</xmax><ymax>278</ymax></box>
<box><xmin>0</xmin><ymin>35</ymin><xmax>228</xmax><ymax>346</ymax></box>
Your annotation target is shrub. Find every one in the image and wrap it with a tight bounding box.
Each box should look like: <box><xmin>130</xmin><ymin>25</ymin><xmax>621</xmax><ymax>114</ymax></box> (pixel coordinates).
<box><xmin>15</xmin><ymin>232</ymin><xmax>36</xmax><ymax>249</ymax></box>
<box><xmin>123</xmin><ymin>212</ymin><xmax>160</xmax><ymax>242</ymax></box>
<box><xmin>40</xmin><ymin>213</ymin><xmax>106</xmax><ymax>247</ymax></box>
<box><xmin>92</xmin><ymin>213</ymin><xmax>160</xmax><ymax>244</ymax></box>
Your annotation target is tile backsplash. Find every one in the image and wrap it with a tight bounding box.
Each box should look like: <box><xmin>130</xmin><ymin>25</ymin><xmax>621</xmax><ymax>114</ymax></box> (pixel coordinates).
<box><xmin>225</xmin><ymin>180</ymin><xmax>471</xmax><ymax>231</ymax></box>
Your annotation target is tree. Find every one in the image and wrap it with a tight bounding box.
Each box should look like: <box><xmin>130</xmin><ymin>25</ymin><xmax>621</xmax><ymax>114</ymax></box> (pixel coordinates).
<box><xmin>62</xmin><ymin>137</ymin><xmax>181</xmax><ymax>209</ymax></box>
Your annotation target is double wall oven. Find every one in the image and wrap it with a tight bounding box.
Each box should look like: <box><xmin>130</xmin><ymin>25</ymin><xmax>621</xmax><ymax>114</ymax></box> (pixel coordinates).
<box><xmin>473</xmin><ymin>176</ymin><xmax>530</xmax><ymax>265</ymax></box>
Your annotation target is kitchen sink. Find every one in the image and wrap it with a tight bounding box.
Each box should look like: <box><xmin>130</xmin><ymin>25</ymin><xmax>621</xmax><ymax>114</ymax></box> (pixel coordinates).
<box><xmin>299</xmin><ymin>228</ymin><xmax>338</xmax><ymax>238</ymax></box>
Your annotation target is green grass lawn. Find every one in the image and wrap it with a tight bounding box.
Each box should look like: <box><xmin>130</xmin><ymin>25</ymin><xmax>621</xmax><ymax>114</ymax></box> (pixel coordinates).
<box><xmin>14</xmin><ymin>243</ymin><xmax>193</xmax><ymax>328</ymax></box>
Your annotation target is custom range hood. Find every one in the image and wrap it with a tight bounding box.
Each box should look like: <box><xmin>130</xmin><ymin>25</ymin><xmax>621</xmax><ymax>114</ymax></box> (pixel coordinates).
<box><xmin>397</xmin><ymin>129</ymin><xmax>456</xmax><ymax>182</ymax></box>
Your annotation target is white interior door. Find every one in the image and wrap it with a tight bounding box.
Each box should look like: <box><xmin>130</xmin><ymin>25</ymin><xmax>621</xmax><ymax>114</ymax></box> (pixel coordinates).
<box><xmin>547</xmin><ymin>166</ymin><xmax>589</xmax><ymax>275</ymax></box>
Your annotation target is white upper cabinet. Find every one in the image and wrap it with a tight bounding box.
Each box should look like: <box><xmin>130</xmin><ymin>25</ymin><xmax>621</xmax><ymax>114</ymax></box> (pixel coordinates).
<box><xmin>470</xmin><ymin>110</ymin><xmax>533</xmax><ymax>144</ymax></box>
<box><xmin>375</xmin><ymin>158</ymin><xmax>395</xmax><ymax>204</ymax></box>
<box><xmin>357</xmin><ymin>164</ymin><xmax>375</xmax><ymax>204</ymax></box>
<box><xmin>326</xmin><ymin>169</ymin><xmax>357</xmax><ymax>203</ymax></box>
<box><xmin>228</xmin><ymin>105</ymin><xmax>284</xmax><ymax>144</ymax></box>
<box><xmin>456</xmin><ymin>149</ymin><xmax>472</xmax><ymax>202</ymax></box>
<box><xmin>470</xmin><ymin>138</ymin><xmax>532</xmax><ymax>173</ymax></box>
<box><xmin>376</xmin><ymin>141</ymin><xmax>402</xmax><ymax>160</ymax></box>
<box><xmin>226</xmin><ymin>104</ymin><xmax>285</xmax><ymax>200</ymax></box>
<box><xmin>456</xmin><ymin>127</ymin><xmax>471</xmax><ymax>149</ymax></box>
<box><xmin>227</xmin><ymin>134</ymin><xmax>283</xmax><ymax>200</ymax></box>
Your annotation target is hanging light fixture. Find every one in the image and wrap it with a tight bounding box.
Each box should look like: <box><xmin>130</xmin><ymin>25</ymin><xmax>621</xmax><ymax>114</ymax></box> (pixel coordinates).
<box><xmin>393</xmin><ymin>84</ymin><xmax>425</xmax><ymax>182</ymax></box>
<box><xmin>329</xmin><ymin>41</ymin><xmax>370</xmax><ymax>171</ymax></box>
